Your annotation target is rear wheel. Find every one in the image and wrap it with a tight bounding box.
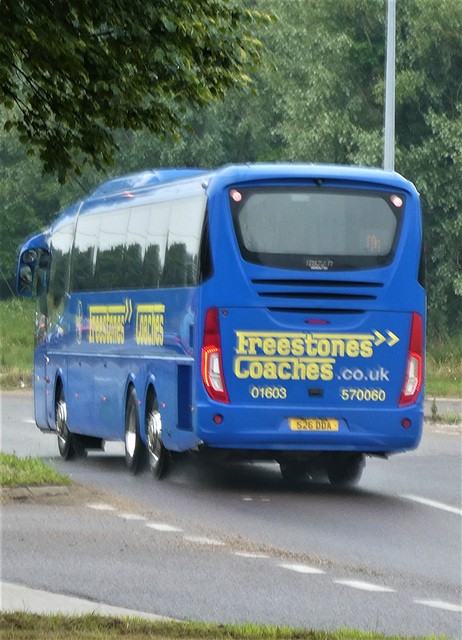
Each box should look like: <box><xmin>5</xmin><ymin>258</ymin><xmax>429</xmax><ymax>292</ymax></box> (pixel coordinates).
<box><xmin>279</xmin><ymin>461</ymin><xmax>310</xmax><ymax>482</ymax></box>
<box><xmin>327</xmin><ymin>454</ymin><xmax>365</xmax><ymax>487</ymax></box>
<box><xmin>125</xmin><ymin>387</ymin><xmax>145</xmax><ymax>474</ymax></box>
<box><xmin>146</xmin><ymin>409</ymin><xmax>170</xmax><ymax>479</ymax></box>
<box><xmin>56</xmin><ymin>390</ymin><xmax>77</xmax><ymax>460</ymax></box>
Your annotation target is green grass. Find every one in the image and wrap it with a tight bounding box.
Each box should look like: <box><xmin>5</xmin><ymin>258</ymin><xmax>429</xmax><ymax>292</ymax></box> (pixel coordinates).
<box><xmin>0</xmin><ymin>613</ymin><xmax>449</xmax><ymax>640</ymax></box>
<box><xmin>425</xmin><ymin>333</ymin><xmax>462</xmax><ymax>398</ymax></box>
<box><xmin>0</xmin><ymin>452</ymin><xmax>71</xmax><ymax>488</ymax></box>
<box><xmin>0</xmin><ymin>297</ymin><xmax>34</xmax><ymax>388</ymax></box>
<box><xmin>0</xmin><ymin>297</ymin><xmax>460</xmax><ymax>397</ymax></box>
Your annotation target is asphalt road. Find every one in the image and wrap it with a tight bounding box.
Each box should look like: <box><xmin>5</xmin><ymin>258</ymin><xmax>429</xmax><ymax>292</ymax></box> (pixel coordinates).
<box><xmin>1</xmin><ymin>391</ymin><xmax>461</xmax><ymax>638</ymax></box>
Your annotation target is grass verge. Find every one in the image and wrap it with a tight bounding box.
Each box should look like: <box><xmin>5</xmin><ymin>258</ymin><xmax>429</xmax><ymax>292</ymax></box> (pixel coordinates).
<box><xmin>1</xmin><ymin>297</ymin><xmax>460</xmax><ymax>398</ymax></box>
<box><xmin>0</xmin><ymin>452</ymin><xmax>71</xmax><ymax>488</ymax></box>
<box><xmin>0</xmin><ymin>613</ymin><xmax>448</xmax><ymax>640</ymax></box>
<box><xmin>425</xmin><ymin>332</ymin><xmax>462</xmax><ymax>397</ymax></box>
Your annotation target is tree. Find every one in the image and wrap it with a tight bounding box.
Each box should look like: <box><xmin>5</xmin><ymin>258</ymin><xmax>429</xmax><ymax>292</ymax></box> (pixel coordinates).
<box><xmin>261</xmin><ymin>0</ymin><xmax>462</xmax><ymax>336</ymax></box>
<box><xmin>0</xmin><ymin>0</ymin><xmax>271</xmax><ymax>182</ymax></box>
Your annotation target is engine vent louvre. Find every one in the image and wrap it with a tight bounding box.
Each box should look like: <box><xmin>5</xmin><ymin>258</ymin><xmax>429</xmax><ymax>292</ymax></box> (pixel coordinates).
<box><xmin>251</xmin><ymin>278</ymin><xmax>382</xmax><ymax>313</ymax></box>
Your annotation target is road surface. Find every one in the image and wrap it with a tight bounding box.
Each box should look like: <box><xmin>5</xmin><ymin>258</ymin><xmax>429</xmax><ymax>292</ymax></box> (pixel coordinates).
<box><xmin>1</xmin><ymin>391</ymin><xmax>461</xmax><ymax>637</ymax></box>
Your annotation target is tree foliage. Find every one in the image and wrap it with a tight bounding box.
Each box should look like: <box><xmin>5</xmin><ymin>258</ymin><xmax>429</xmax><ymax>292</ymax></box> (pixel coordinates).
<box><xmin>0</xmin><ymin>0</ymin><xmax>270</xmax><ymax>181</ymax></box>
<box><xmin>0</xmin><ymin>0</ymin><xmax>461</xmax><ymax>337</ymax></box>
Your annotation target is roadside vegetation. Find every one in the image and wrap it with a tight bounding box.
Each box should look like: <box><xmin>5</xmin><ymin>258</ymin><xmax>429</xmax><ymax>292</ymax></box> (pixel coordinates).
<box><xmin>0</xmin><ymin>452</ymin><xmax>71</xmax><ymax>488</ymax></box>
<box><xmin>0</xmin><ymin>298</ymin><xmax>460</xmax><ymax>398</ymax></box>
<box><xmin>0</xmin><ymin>613</ymin><xmax>449</xmax><ymax>640</ymax></box>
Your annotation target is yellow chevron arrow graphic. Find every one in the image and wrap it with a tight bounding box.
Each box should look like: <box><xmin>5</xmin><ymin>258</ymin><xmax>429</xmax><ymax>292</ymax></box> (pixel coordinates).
<box><xmin>387</xmin><ymin>331</ymin><xmax>399</xmax><ymax>347</ymax></box>
<box><xmin>373</xmin><ymin>330</ymin><xmax>386</xmax><ymax>346</ymax></box>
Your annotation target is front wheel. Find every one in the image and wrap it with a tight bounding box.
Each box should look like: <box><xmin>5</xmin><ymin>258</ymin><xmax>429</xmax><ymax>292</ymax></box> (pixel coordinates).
<box><xmin>56</xmin><ymin>392</ymin><xmax>76</xmax><ymax>460</ymax></box>
<box><xmin>146</xmin><ymin>410</ymin><xmax>170</xmax><ymax>479</ymax></box>
<box><xmin>125</xmin><ymin>387</ymin><xmax>145</xmax><ymax>474</ymax></box>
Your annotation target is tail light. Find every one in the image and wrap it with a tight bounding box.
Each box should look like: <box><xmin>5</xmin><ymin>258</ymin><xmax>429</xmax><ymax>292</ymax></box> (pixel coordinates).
<box><xmin>201</xmin><ymin>308</ymin><xmax>229</xmax><ymax>403</ymax></box>
<box><xmin>399</xmin><ymin>312</ymin><xmax>424</xmax><ymax>407</ymax></box>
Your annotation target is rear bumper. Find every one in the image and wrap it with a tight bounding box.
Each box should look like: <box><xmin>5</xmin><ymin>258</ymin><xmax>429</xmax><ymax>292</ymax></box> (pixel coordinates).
<box><xmin>195</xmin><ymin>402</ymin><xmax>423</xmax><ymax>454</ymax></box>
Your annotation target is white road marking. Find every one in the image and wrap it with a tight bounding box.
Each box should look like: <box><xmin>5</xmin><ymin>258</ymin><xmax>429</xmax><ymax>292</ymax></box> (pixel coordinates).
<box><xmin>117</xmin><ymin>514</ymin><xmax>147</xmax><ymax>521</ymax></box>
<box><xmin>402</xmin><ymin>494</ymin><xmax>462</xmax><ymax>516</ymax></box>
<box><xmin>23</xmin><ymin>419</ymin><xmax>36</xmax><ymax>425</ymax></box>
<box><xmin>234</xmin><ymin>552</ymin><xmax>270</xmax><ymax>559</ymax></box>
<box><xmin>146</xmin><ymin>523</ymin><xmax>183</xmax><ymax>532</ymax></box>
<box><xmin>87</xmin><ymin>503</ymin><xmax>116</xmax><ymax>511</ymax></box>
<box><xmin>414</xmin><ymin>599</ymin><xmax>462</xmax><ymax>613</ymax></box>
<box><xmin>279</xmin><ymin>563</ymin><xmax>325</xmax><ymax>575</ymax></box>
<box><xmin>183</xmin><ymin>536</ymin><xmax>224</xmax><ymax>546</ymax></box>
<box><xmin>333</xmin><ymin>579</ymin><xmax>396</xmax><ymax>593</ymax></box>
<box><xmin>242</xmin><ymin>497</ymin><xmax>253</xmax><ymax>501</ymax></box>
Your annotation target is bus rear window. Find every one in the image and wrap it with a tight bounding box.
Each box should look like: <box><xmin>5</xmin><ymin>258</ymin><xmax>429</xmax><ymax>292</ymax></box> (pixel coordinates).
<box><xmin>229</xmin><ymin>187</ymin><xmax>403</xmax><ymax>270</ymax></box>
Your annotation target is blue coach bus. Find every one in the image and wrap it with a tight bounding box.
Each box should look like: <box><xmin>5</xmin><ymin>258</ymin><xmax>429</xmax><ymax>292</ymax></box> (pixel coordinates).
<box><xmin>17</xmin><ymin>164</ymin><xmax>425</xmax><ymax>485</ymax></box>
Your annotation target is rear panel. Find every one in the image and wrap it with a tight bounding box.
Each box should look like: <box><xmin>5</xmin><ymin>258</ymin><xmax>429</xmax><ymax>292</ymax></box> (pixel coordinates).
<box><xmin>195</xmin><ymin>165</ymin><xmax>425</xmax><ymax>456</ymax></box>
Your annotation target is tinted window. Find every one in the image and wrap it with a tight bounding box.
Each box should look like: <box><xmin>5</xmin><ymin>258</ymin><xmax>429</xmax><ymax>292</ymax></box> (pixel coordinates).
<box><xmin>69</xmin><ymin>195</ymin><xmax>207</xmax><ymax>291</ymax></box>
<box><xmin>161</xmin><ymin>195</ymin><xmax>206</xmax><ymax>287</ymax></box>
<box><xmin>70</xmin><ymin>213</ymin><xmax>102</xmax><ymax>292</ymax></box>
<box><xmin>49</xmin><ymin>223</ymin><xmax>74</xmax><ymax>309</ymax></box>
<box><xmin>142</xmin><ymin>202</ymin><xmax>170</xmax><ymax>288</ymax></box>
<box><xmin>94</xmin><ymin>209</ymin><xmax>129</xmax><ymax>290</ymax></box>
<box><xmin>229</xmin><ymin>187</ymin><xmax>403</xmax><ymax>270</ymax></box>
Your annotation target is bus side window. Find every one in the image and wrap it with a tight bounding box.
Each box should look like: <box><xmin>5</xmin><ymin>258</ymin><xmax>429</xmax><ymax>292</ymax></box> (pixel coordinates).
<box><xmin>161</xmin><ymin>195</ymin><xmax>206</xmax><ymax>287</ymax></box>
<box><xmin>143</xmin><ymin>202</ymin><xmax>170</xmax><ymax>288</ymax></box>
<box><xmin>198</xmin><ymin>214</ymin><xmax>213</xmax><ymax>283</ymax></box>
<box><xmin>70</xmin><ymin>214</ymin><xmax>101</xmax><ymax>292</ymax></box>
<box><xmin>94</xmin><ymin>208</ymin><xmax>129</xmax><ymax>291</ymax></box>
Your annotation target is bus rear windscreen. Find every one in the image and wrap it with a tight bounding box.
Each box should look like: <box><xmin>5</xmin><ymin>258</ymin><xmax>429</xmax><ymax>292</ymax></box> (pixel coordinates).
<box><xmin>229</xmin><ymin>187</ymin><xmax>403</xmax><ymax>270</ymax></box>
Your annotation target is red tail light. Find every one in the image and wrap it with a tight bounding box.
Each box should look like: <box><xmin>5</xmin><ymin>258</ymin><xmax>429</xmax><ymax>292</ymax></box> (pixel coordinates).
<box><xmin>201</xmin><ymin>308</ymin><xmax>229</xmax><ymax>403</ymax></box>
<box><xmin>399</xmin><ymin>312</ymin><xmax>424</xmax><ymax>407</ymax></box>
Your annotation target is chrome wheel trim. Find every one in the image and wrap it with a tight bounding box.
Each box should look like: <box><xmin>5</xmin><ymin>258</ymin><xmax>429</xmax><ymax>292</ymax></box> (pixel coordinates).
<box><xmin>56</xmin><ymin>399</ymin><xmax>68</xmax><ymax>448</ymax></box>
<box><xmin>125</xmin><ymin>401</ymin><xmax>138</xmax><ymax>459</ymax></box>
<box><xmin>146</xmin><ymin>410</ymin><xmax>162</xmax><ymax>465</ymax></box>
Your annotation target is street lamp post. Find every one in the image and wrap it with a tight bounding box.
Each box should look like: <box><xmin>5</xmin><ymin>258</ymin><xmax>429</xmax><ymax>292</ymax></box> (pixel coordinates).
<box><xmin>384</xmin><ymin>0</ymin><xmax>396</xmax><ymax>171</ymax></box>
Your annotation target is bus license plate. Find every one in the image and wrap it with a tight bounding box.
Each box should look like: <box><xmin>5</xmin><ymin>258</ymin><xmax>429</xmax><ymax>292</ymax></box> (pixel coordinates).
<box><xmin>289</xmin><ymin>418</ymin><xmax>339</xmax><ymax>432</ymax></box>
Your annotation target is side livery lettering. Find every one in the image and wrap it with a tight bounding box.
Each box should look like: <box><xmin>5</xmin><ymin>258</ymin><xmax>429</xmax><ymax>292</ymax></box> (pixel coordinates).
<box><xmin>89</xmin><ymin>299</ymin><xmax>132</xmax><ymax>344</ymax></box>
<box><xmin>136</xmin><ymin>304</ymin><xmax>165</xmax><ymax>346</ymax></box>
<box><xmin>77</xmin><ymin>299</ymin><xmax>165</xmax><ymax>347</ymax></box>
<box><xmin>233</xmin><ymin>330</ymin><xmax>399</xmax><ymax>384</ymax></box>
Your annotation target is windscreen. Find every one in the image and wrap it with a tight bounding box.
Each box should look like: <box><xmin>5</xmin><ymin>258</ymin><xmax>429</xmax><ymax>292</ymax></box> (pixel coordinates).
<box><xmin>229</xmin><ymin>187</ymin><xmax>404</xmax><ymax>270</ymax></box>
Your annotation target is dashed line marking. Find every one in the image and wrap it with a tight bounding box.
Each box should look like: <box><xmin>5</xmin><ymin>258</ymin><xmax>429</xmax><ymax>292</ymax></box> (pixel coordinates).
<box><xmin>279</xmin><ymin>563</ymin><xmax>325</xmax><ymax>575</ymax></box>
<box><xmin>146</xmin><ymin>523</ymin><xmax>183</xmax><ymax>532</ymax></box>
<box><xmin>183</xmin><ymin>536</ymin><xmax>224</xmax><ymax>546</ymax></box>
<box><xmin>84</xmin><ymin>499</ymin><xmax>456</xmax><ymax>614</ymax></box>
<box><xmin>414</xmin><ymin>599</ymin><xmax>462</xmax><ymax>613</ymax></box>
<box><xmin>402</xmin><ymin>494</ymin><xmax>462</xmax><ymax>516</ymax></box>
<box><xmin>87</xmin><ymin>503</ymin><xmax>117</xmax><ymax>511</ymax></box>
<box><xmin>333</xmin><ymin>579</ymin><xmax>396</xmax><ymax>593</ymax></box>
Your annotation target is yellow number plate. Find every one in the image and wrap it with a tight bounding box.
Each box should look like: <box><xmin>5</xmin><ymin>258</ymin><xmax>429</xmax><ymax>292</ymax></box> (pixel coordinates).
<box><xmin>289</xmin><ymin>418</ymin><xmax>339</xmax><ymax>432</ymax></box>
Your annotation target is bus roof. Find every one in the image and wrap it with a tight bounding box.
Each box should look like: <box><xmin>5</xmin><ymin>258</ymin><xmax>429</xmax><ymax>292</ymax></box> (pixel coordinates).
<box><xmin>45</xmin><ymin>163</ymin><xmax>418</xmax><ymax>237</ymax></box>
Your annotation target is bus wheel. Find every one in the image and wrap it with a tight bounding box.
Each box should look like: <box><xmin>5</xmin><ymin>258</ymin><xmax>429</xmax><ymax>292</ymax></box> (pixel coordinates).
<box><xmin>327</xmin><ymin>454</ymin><xmax>365</xmax><ymax>487</ymax></box>
<box><xmin>279</xmin><ymin>461</ymin><xmax>310</xmax><ymax>482</ymax></box>
<box><xmin>125</xmin><ymin>387</ymin><xmax>144</xmax><ymax>474</ymax></box>
<box><xmin>146</xmin><ymin>410</ymin><xmax>169</xmax><ymax>479</ymax></box>
<box><xmin>56</xmin><ymin>392</ymin><xmax>76</xmax><ymax>460</ymax></box>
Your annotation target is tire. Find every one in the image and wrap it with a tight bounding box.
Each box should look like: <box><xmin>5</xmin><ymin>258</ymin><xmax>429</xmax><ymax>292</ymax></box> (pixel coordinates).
<box><xmin>124</xmin><ymin>387</ymin><xmax>145</xmax><ymax>474</ymax></box>
<box><xmin>146</xmin><ymin>409</ymin><xmax>170</xmax><ymax>479</ymax></box>
<box><xmin>279</xmin><ymin>461</ymin><xmax>310</xmax><ymax>482</ymax></box>
<box><xmin>56</xmin><ymin>390</ymin><xmax>77</xmax><ymax>460</ymax></box>
<box><xmin>327</xmin><ymin>454</ymin><xmax>365</xmax><ymax>487</ymax></box>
